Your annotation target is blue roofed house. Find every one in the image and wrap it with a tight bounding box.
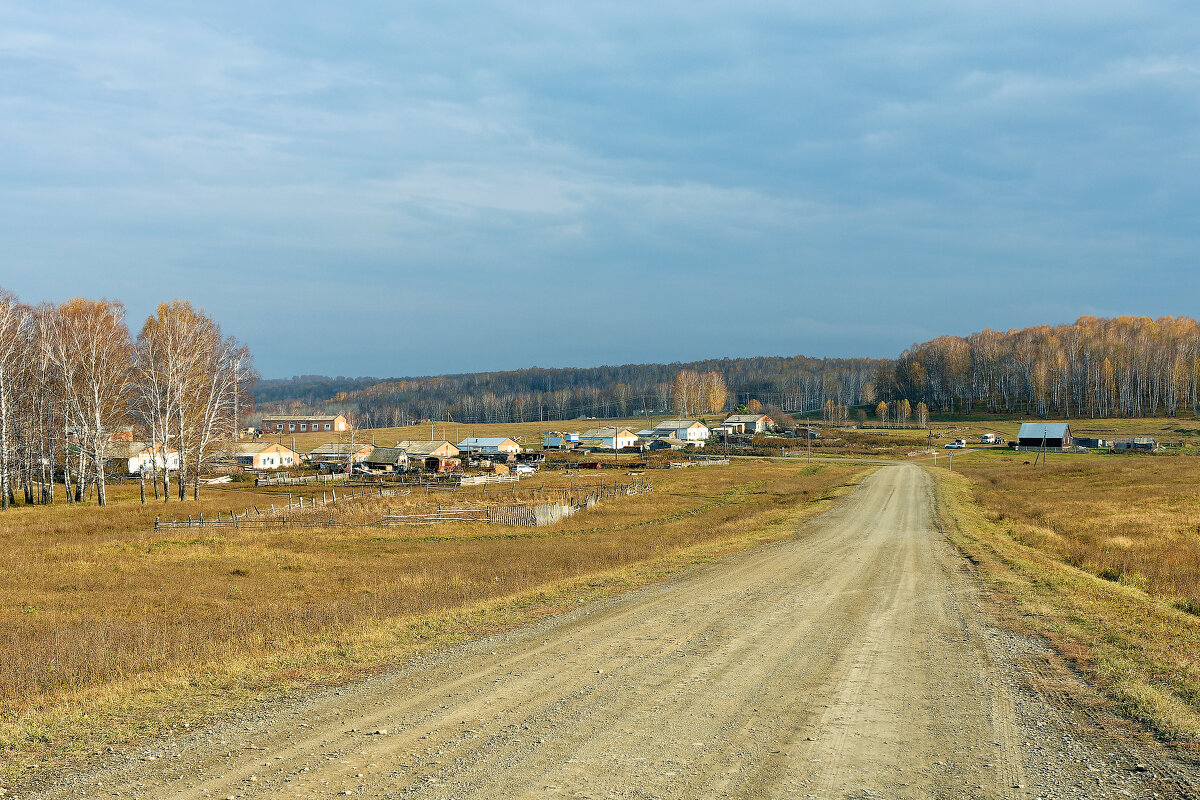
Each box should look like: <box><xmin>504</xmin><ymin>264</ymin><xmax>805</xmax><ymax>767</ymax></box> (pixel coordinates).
<box><xmin>458</xmin><ymin>437</ymin><xmax>521</xmax><ymax>456</ymax></box>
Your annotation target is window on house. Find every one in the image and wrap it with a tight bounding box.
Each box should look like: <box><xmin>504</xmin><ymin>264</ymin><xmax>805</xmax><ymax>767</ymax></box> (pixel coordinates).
<box><xmin>325</xmin><ymin>423</ymin><xmax>331</xmax><ymax>430</ymax></box>
<box><xmin>276</xmin><ymin>423</ymin><xmax>283</xmax><ymax>430</ymax></box>
<box><xmin>300</xmin><ymin>424</ymin><xmax>307</xmax><ymax>431</ymax></box>
<box><xmin>289</xmin><ymin>424</ymin><xmax>295</xmax><ymax>431</ymax></box>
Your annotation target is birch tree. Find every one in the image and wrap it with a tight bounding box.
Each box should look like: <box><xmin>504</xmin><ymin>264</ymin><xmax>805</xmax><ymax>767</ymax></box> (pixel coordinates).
<box><xmin>0</xmin><ymin>291</ymin><xmax>30</xmax><ymax>510</ymax></box>
<box><xmin>41</xmin><ymin>299</ymin><xmax>133</xmax><ymax>507</ymax></box>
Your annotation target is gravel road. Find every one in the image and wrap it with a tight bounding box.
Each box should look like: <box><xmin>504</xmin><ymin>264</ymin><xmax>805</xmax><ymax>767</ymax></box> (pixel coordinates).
<box><xmin>28</xmin><ymin>463</ymin><xmax>1200</xmax><ymax>799</ymax></box>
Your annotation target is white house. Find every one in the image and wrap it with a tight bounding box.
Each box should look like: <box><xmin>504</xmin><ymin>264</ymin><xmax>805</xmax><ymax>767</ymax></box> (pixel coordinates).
<box><xmin>122</xmin><ymin>442</ymin><xmax>180</xmax><ymax>474</ymax></box>
<box><xmin>458</xmin><ymin>437</ymin><xmax>521</xmax><ymax>455</ymax></box>
<box><xmin>235</xmin><ymin>442</ymin><xmax>300</xmax><ymax>470</ymax></box>
<box><xmin>579</xmin><ymin>427</ymin><xmax>639</xmax><ymax>450</ymax></box>
<box><xmin>721</xmin><ymin>414</ymin><xmax>775</xmax><ymax>434</ymax></box>
<box><xmin>650</xmin><ymin>420</ymin><xmax>710</xmax><ymax>446</ymax></box>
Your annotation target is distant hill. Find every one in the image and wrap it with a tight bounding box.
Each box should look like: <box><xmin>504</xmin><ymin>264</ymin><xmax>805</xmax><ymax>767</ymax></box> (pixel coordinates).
<box><xmin>253</xmin><ymin>355</ymin><xmax>887</xmax><ymax>427</ymax></box>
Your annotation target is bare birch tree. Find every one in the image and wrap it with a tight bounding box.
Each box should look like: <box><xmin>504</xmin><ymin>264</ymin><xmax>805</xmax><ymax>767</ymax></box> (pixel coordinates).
<box><xmin>41</xmin><ymin>299</ymin><xmax>133</xmax><ymax>507</ymax></box>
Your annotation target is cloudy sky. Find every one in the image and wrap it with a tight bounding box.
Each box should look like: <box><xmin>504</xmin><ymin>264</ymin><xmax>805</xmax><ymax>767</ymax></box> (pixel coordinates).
<box><xmin>2</xmin><ymin>2</ymin><xmax>1198</xmax><ymax>377</ymax></box>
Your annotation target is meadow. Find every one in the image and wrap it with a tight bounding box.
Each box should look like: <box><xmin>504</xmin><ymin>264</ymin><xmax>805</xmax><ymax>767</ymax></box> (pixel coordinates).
<box><xmin>936</xmin><ymin>421</ymin><xmax>1200</xmax><ymax>743</ymax></box>
<box><xmin>0</xmin><ymin>456</ymin><xmax>866</xmax><ymax>776</ymax></box>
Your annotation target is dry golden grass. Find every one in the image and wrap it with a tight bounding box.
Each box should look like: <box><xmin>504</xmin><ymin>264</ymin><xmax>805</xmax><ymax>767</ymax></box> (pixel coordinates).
<box><xmin>932</xmin><ymin>466</ymin><xmax>1200</xmax><ymax>743</ymax></box>
<box><xmin>953</xmin><ymin>450</ymin><xmax>1200</xmax><ymax>606</ymax></box>
<box><xmin>0</xmin><ymin>459</ymin><xmax>866</xmax><ymax>775</ymax></box>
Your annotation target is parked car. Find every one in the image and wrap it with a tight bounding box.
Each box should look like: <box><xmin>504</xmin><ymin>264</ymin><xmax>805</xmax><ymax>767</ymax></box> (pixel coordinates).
<box><xmin>514</xmin><ymin>464</ymin><xmax>537</xmax><ymax>475</ymax></box>
<box><xmin>944</xmin><ymin>441</ymin><xmax>966</xmax><ymax>449</ymax></box>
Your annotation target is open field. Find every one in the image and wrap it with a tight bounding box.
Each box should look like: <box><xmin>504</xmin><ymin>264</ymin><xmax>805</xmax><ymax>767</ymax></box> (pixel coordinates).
<box><xmin>0</xmin><ymin>458</ymin><xmax>867</xmax><ymax>781</ymax></box>
<box><xmin>31</xmin><ymin>464</ymin><xmax>1200</xmax><ymax>800</ymax></box>
<box><xmin>933</xmin><ymin>438</ymin><xmax>1200</xmax><ymax>743</ymax></box>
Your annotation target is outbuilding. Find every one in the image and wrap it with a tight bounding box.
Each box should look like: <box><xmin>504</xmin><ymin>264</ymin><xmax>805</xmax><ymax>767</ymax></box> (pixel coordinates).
<box><xmin>1016</xmin><ymin>422</ymin><xmax>1073</xmax><ymax>451</ymax></box>
<box><xmin>395</xmin><ymin>440</ymin><xmax>460</xmax><ymax>460</ymax></box>
<box><xmin>363</xmin><ymin>447</ymin><xmax>409</xmax><ymax>471</ymax></box>
<box><xmin>458</xmin><ymin>437</ymin><xmax>521</xmax><ymax>456</ymax></box>
<box><xmin>309</xmin><ymin>442</ymin><xmax>374</xmax><ymax>466</ymax></box>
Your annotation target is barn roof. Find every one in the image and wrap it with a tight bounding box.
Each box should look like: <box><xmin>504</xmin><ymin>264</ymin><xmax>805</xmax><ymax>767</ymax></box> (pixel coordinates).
<box><xmin>365</xmin><ymin>447</ymin><xmax>408</xmax><ymax>464</ymax></box>
<box><xmin>724</xmin><ymin>414</ymin><xmax>769</xmax><ymax>423</ymax></box>
<box><xmin>1017</xmin><ymin>422</ymin><xmax>1071</xmax><ymax>440</ymax></box>
<box><xmin>653</xmin><ymin>419</ymin><xmax>704</xmax><ymax>430</ymax></box>
<box><xmin>458</xmin><ymin>437</ymin><xmax>517</xmax><ymax>448</ymax></box>
<box><xmin>310</xmin><ymin>442</ymin><xmax>372</xmax><ymax>456</ymax></box>
<box><xmin>396</xmin><ymin>440</ymin><xmax>457</xmax><ymax>456</ymax></box>
<box><xmin>261</xmin><ymin>414</ymin><xmax>344</xmax><ymax>421</ymax></box>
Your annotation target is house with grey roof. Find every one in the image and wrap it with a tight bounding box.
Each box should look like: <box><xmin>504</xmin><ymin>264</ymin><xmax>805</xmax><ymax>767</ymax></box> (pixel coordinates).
<box><xmin>1016</xmin><ymin>422</ymin><xmax>1072</xmax><ymax>450</ymax></box>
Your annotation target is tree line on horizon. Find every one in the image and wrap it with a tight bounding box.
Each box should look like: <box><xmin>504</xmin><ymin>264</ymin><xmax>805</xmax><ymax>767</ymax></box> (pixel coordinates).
<box><xmin>881</xmin><ymin>316</ymin><xmax>1200</xmax><ymax>418</ymax></box>
<box><xmin>0</xmin><ymin>289</ymin><xmax>253</xmax><ymax>508</ymax></box>
<box><xmin>255</xmin><ymin>355</ymin><xmax>886</xmax><ymax>427</ymax></box>
<box><xmin>257</xmin><ymin>316</ymin><xmax>1200</xmax><ymax>426</ymax></box>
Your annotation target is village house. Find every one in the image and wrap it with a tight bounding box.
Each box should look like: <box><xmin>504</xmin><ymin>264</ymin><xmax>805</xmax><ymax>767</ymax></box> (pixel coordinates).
<box><xmin>260</xmin><ymin>414</ymin><xmax>351</xmax><ymax>434</ymax></box>
<box><xmin>457</xmin><ymin>437</ymin><xmax>521</xmax><ymax>456</ymax></box>
<box><xmin>579</xmin><ymin>427</ymin><xmax>639</xmax><ymax>450</ymax></box>
<box><xmin>309</xmin><ymin>442</ymin><xmax>374</xmax><ymax>466</ymax></box>
<box><xmin>542</xmin><ymin>432</ymin><xmax>579</xmax><ymax>451</ymax></box>
<box><xmin>1016</xmin><ymin>422</ymin><xmax>1073</xmax><ymax>451</ymax></box>
<box><xmin>646</xmin><ymin>420</ymin><xmax>710</xmax><ymax>446</ymax></box>
<box><xmin>720</xmin><ymin>414</ymin><xmax>775</xmax><ymax>435</ymax></box>
<box><xmin>234</xmin><ymin>442</ymin><xmax>301</xmax><ymax>470</ymax></box>
<box><xmin>118</xmin><ymin>442</ymin><xmax>180</xmax><ymax>475</ymax></box>
<box><xmin>396</xmin><ymin>440</ymin><xmax>461</xmax><ymax>472</ymax></box>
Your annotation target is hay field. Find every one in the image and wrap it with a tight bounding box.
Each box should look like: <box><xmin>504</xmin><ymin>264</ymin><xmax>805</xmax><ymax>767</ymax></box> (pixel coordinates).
<box><xmin>0</xmin><ymin>458</ymin><xmax>866</xmax><ymax>774</ymax></box>
<box><xmin>939</xmin><ymin>441</ymin><xmax>1200</xmax><ymax>742</ymax></box>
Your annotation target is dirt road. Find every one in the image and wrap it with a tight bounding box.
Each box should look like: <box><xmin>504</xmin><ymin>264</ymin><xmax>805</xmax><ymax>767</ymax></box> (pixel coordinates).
<box><xmin>32</xmin><ymin>464</ymin><xmax>1197</xmax><ymax>799</ymax></box>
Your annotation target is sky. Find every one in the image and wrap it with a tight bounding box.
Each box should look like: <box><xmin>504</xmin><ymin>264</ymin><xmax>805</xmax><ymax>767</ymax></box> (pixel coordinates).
<box><xmin>2</xmin><ymin>2</ymin><xmax>1199</xmax><ymax>378</ymax></box>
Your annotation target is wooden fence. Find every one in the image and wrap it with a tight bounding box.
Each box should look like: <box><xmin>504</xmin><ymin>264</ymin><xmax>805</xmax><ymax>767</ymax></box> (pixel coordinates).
<box><xmin>459</xmin><ymin>474</ymin><xmax>520</xmax><ymax>486</ymax></box>
<box><xmin>667</xmin><ymin>457</ymin><xmax>731</xmax><ymax>469</ymax></box>
<box><xmin>379</xmin><ymin>476</ymin><xmax>652</xmax><ymax>528</ymax></box>
<box><xmin>153</xmin><ymin>483</ymin><xmax>410</xmax><ymax>531</ymax></box>
<box><xmin>255</xmin><ymin>472</ymin><xmax>349</xmax><ymax>487</ymax></box>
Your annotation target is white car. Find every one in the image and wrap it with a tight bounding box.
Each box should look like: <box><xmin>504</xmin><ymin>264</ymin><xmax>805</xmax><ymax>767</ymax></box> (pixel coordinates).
<box><xmin>514</xmin><ymin>464</ymin><xmax>537</xmax><ymax>475</ymax></box>
<box><xmin>944</xmin><ymin>442</ymin><xmax>965</xmax><ymax>449</ymax></box>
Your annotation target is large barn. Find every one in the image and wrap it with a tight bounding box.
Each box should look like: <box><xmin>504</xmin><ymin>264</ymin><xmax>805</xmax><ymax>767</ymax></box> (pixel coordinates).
<box><xmin>1017</xmin><ymin>422</ymin><xmax>1073</xmax><ymax>450</ymax></box>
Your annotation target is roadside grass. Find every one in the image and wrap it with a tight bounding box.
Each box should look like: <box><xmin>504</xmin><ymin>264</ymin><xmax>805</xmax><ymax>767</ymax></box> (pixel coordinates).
<box><xmin>931</xmin><ymin>463</ymin><xmax>1200</xmax><ymax>744</ymax></box>
<box><xmin>0</xmin><ymin>460</ymin><xmax>869</xmax><ymax>780</ymax></box>
<box><xmin>952</xmin><ymin>450</ymin><xmax>1200</xmax><ymax>606</ymax></box>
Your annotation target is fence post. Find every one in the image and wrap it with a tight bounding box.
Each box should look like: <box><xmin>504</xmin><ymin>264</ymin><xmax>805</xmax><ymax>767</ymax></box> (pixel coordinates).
<box><xmin>154</xmin><ymin>516</ymin><xmax>160</xmax><ymax>531</ymax></box>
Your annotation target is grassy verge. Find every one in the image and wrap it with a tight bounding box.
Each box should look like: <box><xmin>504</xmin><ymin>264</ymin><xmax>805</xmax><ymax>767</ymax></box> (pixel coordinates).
<box><xmin>930</xmin><ymin>466</ymin><xmax>1200</xmax><ymax>744</ymax></box>
<box><xmin>0</xmin><ymin>460</ymin><xmax>871</xmax><ymax>782</ymax></box>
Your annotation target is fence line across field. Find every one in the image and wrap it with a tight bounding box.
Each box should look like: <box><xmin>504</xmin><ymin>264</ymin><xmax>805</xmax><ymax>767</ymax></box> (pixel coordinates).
<box><xmin>153</xmin><ymin>476</ymin><xmax>652</xmax><ymax>531</ymax></box>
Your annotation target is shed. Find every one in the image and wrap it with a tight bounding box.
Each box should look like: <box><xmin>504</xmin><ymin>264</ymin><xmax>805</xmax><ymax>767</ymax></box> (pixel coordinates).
<box><xmin>458</xmin><ymin>437</ymin><xmax>521</xmax><ymax>455</ymax></box>
<box><xmin>363</xmin><ymin>447</ymin><xmax>409</xmax><ymax>471</ymax></box>
<box><xmin>309</xmin><ymin>442</ymin><xmax>374</xmax><ymax>465</ymax></box>
<box><xmin>395</xmin><ymin>440</ymin><xmax>460</xmax><ymax>460</ymax></box>
<box><xmin>1016</xmin><ymin>422</ymin><xmax>1073</xmax><ymax>451</ymax></box>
